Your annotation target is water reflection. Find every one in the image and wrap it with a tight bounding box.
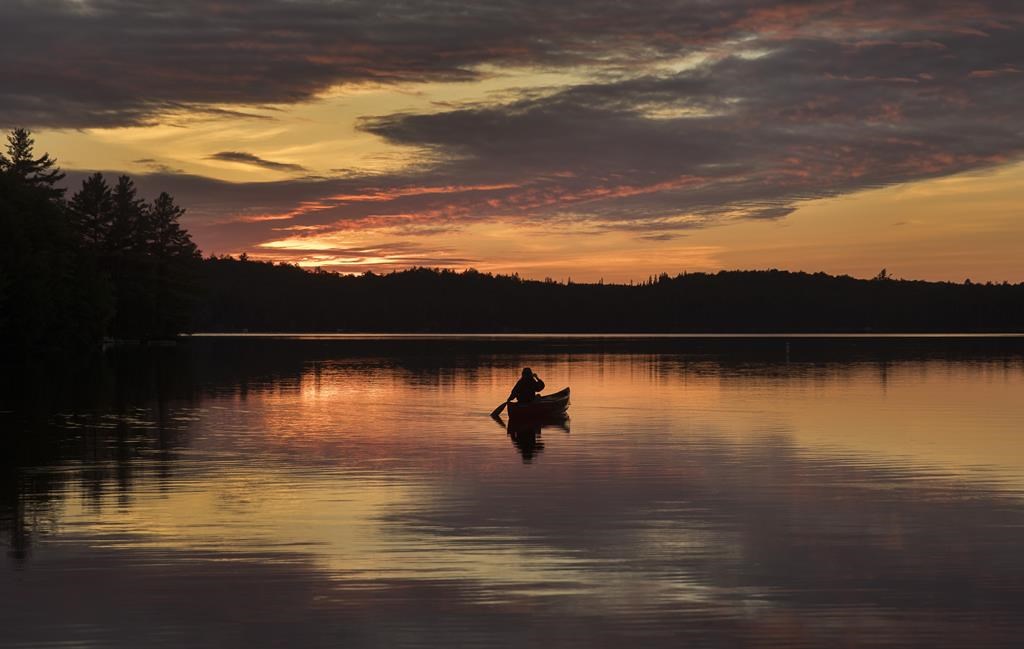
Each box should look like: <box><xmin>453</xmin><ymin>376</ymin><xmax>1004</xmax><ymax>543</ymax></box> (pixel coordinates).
<box><xmin>2</xmin><ymin>336</ymin><xmax>1024</xmax><ymax>648</ymax></box>
<box><xmin>492</xmin><ymin>413</ymin><xmax>571</xmax><ymax>462</ymax></box>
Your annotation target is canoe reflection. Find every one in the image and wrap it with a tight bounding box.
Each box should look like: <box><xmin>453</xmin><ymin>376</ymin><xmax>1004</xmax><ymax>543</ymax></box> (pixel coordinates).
<box><xmin>491</xmin><ymin>413</ymin><xmax>570</xmax><ymax>463</ymax></box>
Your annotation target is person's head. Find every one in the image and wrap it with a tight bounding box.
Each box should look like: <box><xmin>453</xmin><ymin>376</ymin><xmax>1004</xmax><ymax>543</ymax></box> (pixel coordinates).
<box><xmin>521</xmin><ymin>367</ymin><xmax>533</xmax><ymax>378</ymax></box>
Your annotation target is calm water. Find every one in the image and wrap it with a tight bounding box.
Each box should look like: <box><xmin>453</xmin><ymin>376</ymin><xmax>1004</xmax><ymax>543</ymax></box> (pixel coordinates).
<box><xmin>3</xmin><ymin>336</ymin><xmax>1024</xmax><ymax>648</ymax></box>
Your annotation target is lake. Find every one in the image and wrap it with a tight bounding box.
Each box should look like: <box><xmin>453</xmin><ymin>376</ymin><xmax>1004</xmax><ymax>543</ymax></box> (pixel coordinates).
<box><xmin>3</xmin><ymin>335</ymin><xmax>1024</xmax><ymax>648</ymax></box>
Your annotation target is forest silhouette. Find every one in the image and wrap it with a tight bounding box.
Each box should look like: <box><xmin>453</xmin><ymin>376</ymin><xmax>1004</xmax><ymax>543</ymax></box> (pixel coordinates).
<box><xmin>3</xmin><ymin>129</ymin><xmax>1024</xmax><ymax>360</ymax></box>
<box><xmin>0</xmin><ymin>129</ymin><xmax>199</xmax><ymax>359</ymax></box>
<box><xmin>197</xmin><ymin>260</ymin><xmax>1024</xmax><ymax>333</ymax></box>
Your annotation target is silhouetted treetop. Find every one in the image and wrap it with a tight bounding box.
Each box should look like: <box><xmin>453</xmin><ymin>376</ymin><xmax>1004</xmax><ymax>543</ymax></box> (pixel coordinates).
<box><xmin>108</xmin><ymin>175</ymin><xmax>145</xmax><ymax>254</ymax></box>
<box><xmin>70</xmin><ymin>172</ymin><xmax>114</xmax><ymax>247</ymax></box>
<box><xmin>0</xmin><ymin>128</ymin><xmax>65</xmax><ymax>199</ymax></box>
<box><xmin>148</xmin><ymin>192</ymin><xmax>198</xmax><ymax>258</ymax></box>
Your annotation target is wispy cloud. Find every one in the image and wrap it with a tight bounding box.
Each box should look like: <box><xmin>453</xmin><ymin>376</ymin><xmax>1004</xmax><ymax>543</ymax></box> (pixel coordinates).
<box><xmin>253</xmin><ymin>239</ymin><xmax>478</xmax><ymax>274</ymax></box>
<box><xmin>207</xmin><ymin>151</ymin><xmax>307</xmax><ymax>174</ymax></box>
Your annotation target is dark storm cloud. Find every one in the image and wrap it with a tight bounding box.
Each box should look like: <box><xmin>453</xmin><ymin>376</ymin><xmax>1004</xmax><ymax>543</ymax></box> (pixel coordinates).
<box><xmin>208</xmin><ymin>151</ymin><xmax>308</xmax><ymax>174</ymax></box>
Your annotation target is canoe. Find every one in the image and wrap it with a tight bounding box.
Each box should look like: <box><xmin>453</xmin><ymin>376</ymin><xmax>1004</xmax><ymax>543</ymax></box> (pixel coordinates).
<box><xmin>507</xmin><ymin>387</ymin><xmax>570</xmax><ymax>419</ymax></box>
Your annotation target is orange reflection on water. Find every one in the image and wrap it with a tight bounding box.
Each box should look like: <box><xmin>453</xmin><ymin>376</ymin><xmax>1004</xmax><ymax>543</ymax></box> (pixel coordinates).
<box><xmin>195</xmin><ymin>351</ymin><xmax>1024</xmax><ymax>484</ymax></box>
<box><xmin>7</xmin><ymin>341</ymin><xmax>1024</xmax><ymax>648</ymax></box>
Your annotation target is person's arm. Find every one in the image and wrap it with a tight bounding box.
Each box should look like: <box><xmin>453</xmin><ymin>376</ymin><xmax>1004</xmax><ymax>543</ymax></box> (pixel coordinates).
<box><xmin>534</xmin><ymin>375</ymin><xmax>545</xmax><ymax>391</ymax></box>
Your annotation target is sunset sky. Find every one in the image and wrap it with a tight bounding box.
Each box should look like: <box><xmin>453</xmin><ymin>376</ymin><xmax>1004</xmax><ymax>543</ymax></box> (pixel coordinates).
<box><xmin>4</xmin><ymin>0</ymin><xmax>1023</xmax><ymax>282</ymax></box>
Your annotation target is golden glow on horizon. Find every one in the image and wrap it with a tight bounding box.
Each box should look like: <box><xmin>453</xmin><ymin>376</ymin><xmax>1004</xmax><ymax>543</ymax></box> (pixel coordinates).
<box><xmin>241</xmin><ymin>159</ymin><xmax>1024</xmax><ymax>283</ymax></box>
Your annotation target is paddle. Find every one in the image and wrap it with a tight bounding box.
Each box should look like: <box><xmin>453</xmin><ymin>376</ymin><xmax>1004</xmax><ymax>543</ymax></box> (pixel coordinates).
<box><xmin>490</xmin><ymin>400</ymin><xmax>511</xmax><ymax>417</ymax></box>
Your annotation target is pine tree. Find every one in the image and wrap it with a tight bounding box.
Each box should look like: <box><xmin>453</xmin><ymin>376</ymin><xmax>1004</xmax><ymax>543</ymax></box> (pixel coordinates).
<box><xmin>108</xmin><ymin>175</ymin><xmax>145</xmax><ymax>254</ymax></box>
<box><xmin>149</xmin><ymin>192</ymin><xmax>198</xmax><ymax>258</ymax></box>
<box><xmin>0</xmin><ymin>131</ymin><xmax>111</xmax><ymax>357</ymax></box>
<box><xmin>147</xmin><ymin>192</ymin><xmax>200</xmax><ymax>337</ymax></box>
<box><xmin>0</xmin><ymin>130</ymin><xmax>203</xmax><ymax>350</ymax></box>
<box><xmin>69</xmin><ymin>172</ymin><xmax>114</xmax><ymax>247</ymax></box>
<box><xmin>0</xmin><ymin>128</ymin><xmax>65</xmax><ymax>199</ymax></box>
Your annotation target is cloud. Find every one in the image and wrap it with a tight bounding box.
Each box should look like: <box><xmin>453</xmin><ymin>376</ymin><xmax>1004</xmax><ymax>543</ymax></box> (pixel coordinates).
<box><xmin>251</xmin><ymin>237</ymin><xmax>478</xmax><ymax>273</ymax></box>
<box><xmin>42</xmin><ymin>1</ymin><xmax>1024</xmax><ymax>262</ymax></box>
<box><xmin>638</xmin><ymin>233</ymin><xmax>684</xmax><ymax>242</ymax></box>
<box><xmin>347</xmin><ymin>23</ymin><xmax>1024</xmax><ymax>230</ymax></box>
<box><xmin>3</xmin><ymin>0</ymin><xmax>1019</xmax><ymax>129</ymax></box>
<box><xmin>0</xmin><ymin>0</ymin><xmax>703</xmax><ymax>128</ymax></box>
<box><xmin>208</xmin><ymin>151</ymin><xmax>308</xmax><ymax>174</ymax></box>
<box><xmin>132</xmin><ymin>158</ymin><xmax>185</xmax><ymax>174</ymax></box>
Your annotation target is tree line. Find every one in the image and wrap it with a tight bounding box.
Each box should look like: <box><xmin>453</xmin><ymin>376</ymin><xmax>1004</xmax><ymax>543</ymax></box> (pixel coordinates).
<box><xmin>197</xmin><ymin>259</ymin><xmax>1024</xmax><ymax>333</ymax></box>
<box><xmin>0</xmin><ymin>129</ymin><xmax>199</xmax><ymax>360</ymax></box>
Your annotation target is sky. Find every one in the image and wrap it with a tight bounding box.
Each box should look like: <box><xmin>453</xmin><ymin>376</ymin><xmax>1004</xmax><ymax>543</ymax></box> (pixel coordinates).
<box><xmin>3</xmin><ymin>0</ymin><xmax>1023</xmax><ymax>282</ymax></box>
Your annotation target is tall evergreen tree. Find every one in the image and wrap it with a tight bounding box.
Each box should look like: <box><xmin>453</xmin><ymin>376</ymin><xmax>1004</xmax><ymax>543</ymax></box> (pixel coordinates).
<box><xmin>69</xmin><ymin>172</ymin><xmax>114</xmax><ymax>248</ymax></box>
<box><xmin>147</xmin><ymin>192</ymin><xmax>200</xmax><ymax>337</ymax></box>
<box><xmin>149</xmin><ymin>192</ymin><xmax>198</xmax><ymax>258</ymax></box>
<box><xmin>108</xmin><ymin>175</ymin><xmax>145</xmax><ymax>255</ymax></box>
<box><xmin>0</xmin><ymin>131</ymin><xmax>110</xmax><ymax>359</ymax></box>
<box><xmin>0</xmin><ymin>128</ymin><xmax>65</xmax><ymax>199</ymax></box>
<box><xmin>103</xmin><ymin>176</ymin><xmax>147</xmax><ymax>338</ymax></box>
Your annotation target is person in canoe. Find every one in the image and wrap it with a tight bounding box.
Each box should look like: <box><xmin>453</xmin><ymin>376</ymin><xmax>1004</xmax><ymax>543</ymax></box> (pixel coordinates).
<box><xmin>507</xmin><ymin>367</ymin><xmax>545</xmax><ymax>404</ymax></box>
